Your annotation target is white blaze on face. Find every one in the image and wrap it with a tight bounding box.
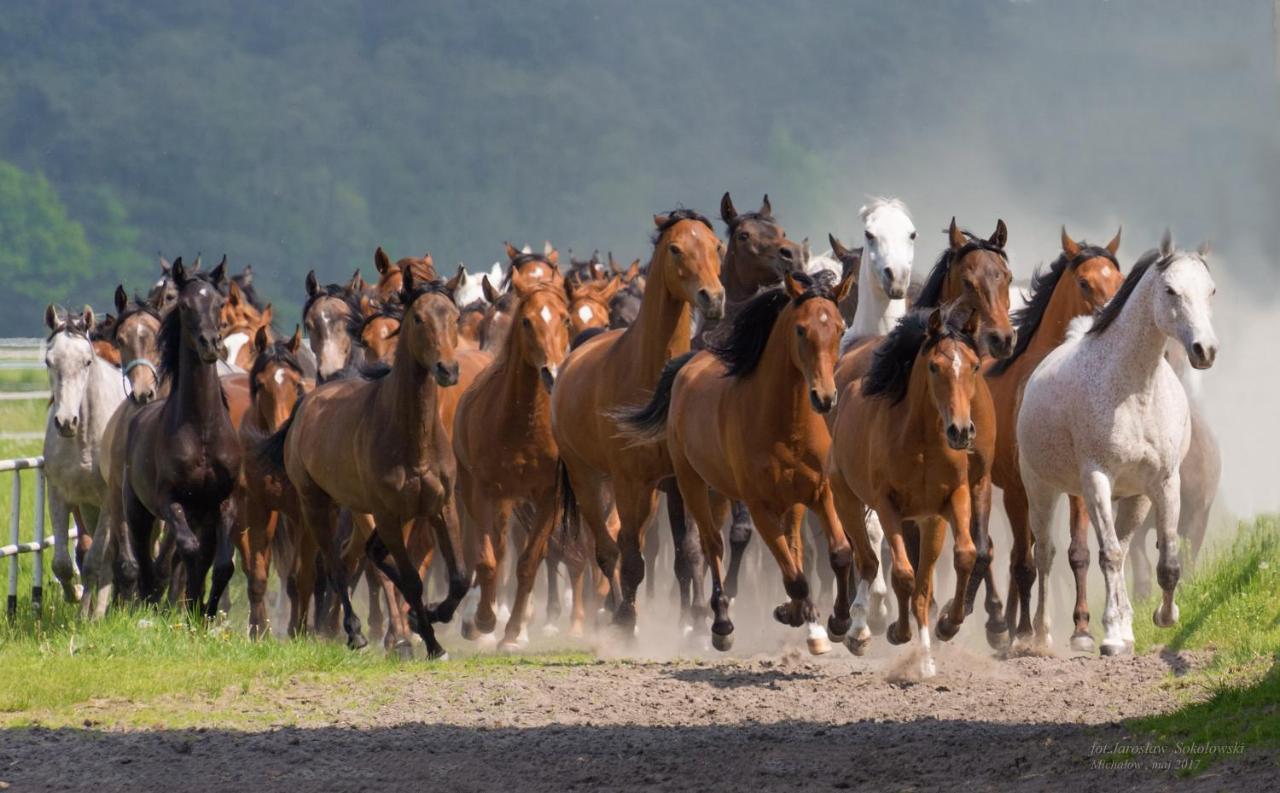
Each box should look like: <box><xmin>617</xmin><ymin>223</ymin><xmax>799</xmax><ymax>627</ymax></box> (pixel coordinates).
<box><xmin>199</xmin><ymin>287</ymin><xmax>209</xmax><ymax>296</ymax></box>
<box><xmin>540</xmin><ymin>305</ymin><xmax>553</xmax><ymax>325</ymax></box>
<box><xmin>819</xmin><ymin>311</ymin><xmax>829</xmax><ymax>324</ymax></box>
<box><xmin>223</xmin><ymin>332</ymin><xmax>249</xmax><ymax>364</ymax></box>
<box><xmin>529</xmin><ymin>266</ymin><xmax>544</xmax><ymax>278</ymax></box>
<box><xmin>951</xmin><ymin>349</ymin><xmax>962</xmax><ymax>379</ymax></box>
<box><xmin>577</xmin><ymin>305</ymin><xmax>594</xmax><ymax>324</ymax></box>
<box><xmin>273</xmin><ymin>368</ymin><xmax>286</xmax><ymax>385</ymax></box>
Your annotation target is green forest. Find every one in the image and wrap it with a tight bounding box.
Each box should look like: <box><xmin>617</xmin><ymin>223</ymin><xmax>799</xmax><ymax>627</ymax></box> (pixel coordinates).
<box><xmin>0</xmin><ymin>1</ymin><xmax>1275</xmax><ymax>334</ymax></box>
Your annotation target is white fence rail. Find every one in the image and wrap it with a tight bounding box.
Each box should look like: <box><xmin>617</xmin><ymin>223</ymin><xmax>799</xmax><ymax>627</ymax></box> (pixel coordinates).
<box><xmin>1</xmin><ymin>456</ymin><xmax>77</xmax><ymax>618</ymax></box>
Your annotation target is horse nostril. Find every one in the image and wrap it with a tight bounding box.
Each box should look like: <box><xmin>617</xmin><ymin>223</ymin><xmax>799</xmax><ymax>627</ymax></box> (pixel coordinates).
<box><xmin>968</xmin><ymin>421</ymin><xmax>976</xmax><ymax>438</ymax></box>
<box><xmin>1192</xmin><ymin>342</ymin><xmax>1205</xmax><ymax>360</ymax></box>
<box><xmin>779</xmin><ymin>247</ymin><xmax>794</xmax><ymax>261</ymax></box>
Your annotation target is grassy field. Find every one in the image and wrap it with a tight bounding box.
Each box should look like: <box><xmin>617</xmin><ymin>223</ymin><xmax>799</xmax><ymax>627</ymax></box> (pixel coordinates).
<box><xmin>0</xmin><ymin>367</ymin><xmax>48</xmax><ymax>393</ymax></box>
<box><xmin>1123</xmin><ymin>514</ymin><xmax>1280</xmax><ymax>772</ymax></box>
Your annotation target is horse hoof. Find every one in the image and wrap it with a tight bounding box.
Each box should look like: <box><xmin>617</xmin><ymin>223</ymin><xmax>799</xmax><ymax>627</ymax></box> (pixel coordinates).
<box><xmin>475</xmin><ymin>632</ymin><xmax>498</xmax><ymax>648</ymax></box>
<box><xmin>568</xmin><ymin>624</ymin><xmax>585</xmax><ymax>639</ymax></box>
<box><xmin>1152</xmin><ymin>605</ymin><xmax>1179</xmax><ymax>628</ymax></box>
<box><xmin>392</xmin><ymin>640</ymin><xmax>413</xmax><ymax>661</ymax></box>
<box><xmin>681</xmin><ymin>623</ymin><xmax>695</xmax><ymax>638</ymax></box>
<box><xmin>935</xmin><ymin>615</ymin><xmax>960</xmax><ymax>642</ymax></box>
<box><xmin>541</xmin><ymin>623</ymin><xmax>561</xmax><ymax>637</ymax></box>
<box><xmin>919</xmin><ymin>656</ymin><xmax>938</xmax><ymax>679</ymax></box>
<box><xmin>886</xmin><ymin>624</ymin><xmax>910</xmax><ymax>646</ymax></box>
<box><xmin>827</xmin><ymin>615</ymin><xmax>852</xmax><ymax>643</ymax></box>
<box><xmin>844</xmin><ymin>628</ymin><xmax>872</xmax><ymax>657</ymax></box>
<box><xmin>426</xmin><ymin>648</ymin><xmax>449</xmax><ymax>661</ymax></box>
<box><xmin>711</xmin><ymin>631</ymin><xmax>734</xmax><ymax>652</ymax></box>
<box><xmin>985</xmin><ymin>627</ymin><xmax>1010</xmax><ymax>652</ymax></box>
<box><xmin>348</xmin><ymin>632</ymin><xmax>369</xmax><ymax>651</ymax></box>
<box><xmin>460</xmin><ymin>619</ymin><xmax>479</xmax><ymax>641</ymax></box>
<box><xmin>1100</xmin><ymin>640</ymin><xmax>1131</xmax><ymax>657</ymax></box>
<box><xmin>807</xmin><ymin>623</ymin><xmax>832</xmax><ymax>656</ymax></box>
<box><xmin>1070</xmin><ymin>632</ymin><xmax>1097</xmax><ymax>653</ymax></box>
<box><xmin>498</xmin><ymin>640</ymin><xmax>522</xmax><ymax>654</ymax></box>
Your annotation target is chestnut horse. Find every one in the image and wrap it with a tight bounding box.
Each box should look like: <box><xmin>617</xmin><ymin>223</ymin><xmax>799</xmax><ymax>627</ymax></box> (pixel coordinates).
<box><xmin>552</xmin><ymin>209</ymin><xmax>724</xmax><ymax>632</ymax></box>
<box><xmin>454</xmin><ymin>271</ymin><xmax>573</xmax><ymax>648</ymax></box>
<box><xmin>985</xmin><ymin>227</ymin><xmax>1123</xmax><ymax>651</ymax></box>
<box><xmin>117</xmin><ymin>259</ymin><xmax>242</xmax><ymax>615</ymax></box>
<box><xmin>373</xmin><ymin>247</ymin><xmax>437</xmax><ymax>300</ymax></box>
<box><xmin>261</xmin><ymin>269</ymin><xmax>468</xmax><ymax>657</ymax></box>
<box><xmin>567</xmin><ymin>276</ymin><xmax>623</xmax><ymax>337</ymax></box>
<box><xmin>828</xmin><ymin>305</ymin><xmax>989</xmax><ymax>678</ymax></box>
<box><xmin>620</xmin><ymin>271</ymin><xmax>854</xmax><ymax>654</ymax></box>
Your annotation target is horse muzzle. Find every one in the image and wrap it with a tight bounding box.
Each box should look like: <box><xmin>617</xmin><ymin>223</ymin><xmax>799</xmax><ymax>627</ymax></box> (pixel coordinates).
<box><xmin>433</xmin><ymin>360</ymin><xmax>461</xmax><ymax>387</ymax></box>
<box><xmin>696</xmin><ymin>289</ymin><xmax>726</xmax><ymax>320</ymax></box>
<box><xmin>808</xmin><ymin>388</ymin><xmax>837</xmax><ymax>414</ymax></box>
<box><xmin>1188</xmin><ymin>340</ymin><xmax>1217</xmax><ymax>370</ymax></box>
<box><xmin>946</xmin><ymin>421</ymin><xmax>976</xmax><ymax>451</ymax></box>
<box><xmin>53</xmin><ymin>415</ymin><xmax>79</xmax><ymax>437</ymax></box>
<box><xmin>539</xmin><ymin>364</ymin><xmax>558</xmax><ymax>393</ymax></box>
<box><xmin>984</xmin><ymin>329</ymin><xmax>1016</xmax><ymax>360</ymax></box>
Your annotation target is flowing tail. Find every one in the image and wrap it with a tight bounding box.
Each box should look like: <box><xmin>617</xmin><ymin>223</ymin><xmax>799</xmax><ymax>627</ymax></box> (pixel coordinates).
<box><xmin>611</xmin><ymin>350</ymin><xmax>695</xmax><ymax>445</ymax></box>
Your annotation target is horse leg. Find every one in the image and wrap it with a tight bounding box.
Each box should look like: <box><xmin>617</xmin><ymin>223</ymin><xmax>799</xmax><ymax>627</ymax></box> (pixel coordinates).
<box><xmin>543</xmin><ymin>543</ymin><xmax>563</xmax><ymax>633</ymax></box>
<box><xmin>1129</xmin><ymin>515</ymin><xmax>1154</xmax><ymax>603</ymax></box>
<box><xmin>296</xmin><ymin>481</ymin><xmax>364</xmax><ymax>649</ymax></box>
<box><xmin>238</xmin><ymin>497</ymin><xmax>274</xmax><ymax>638</ymax></box>
<box><xmin>611</xmin><ymin>481</ymin><xmax>658</xmax><ymax>635</ymax></box>
<box><xmin>1149</xmin><ymin>474</ymin><xmax>1182</xmax><ymax>630</ymax></box>
<box><xmin>162</xmin><ymin>501</ymin><xmax>201</xmax><ymax>605</ymax></box>
<box><xmin>372</xmin><ymin>515</ymin><xmax>444</xmax><ymax>659</ymax></box>
<box><xmin>1081</xmin><ymin>468</ymin><xmax>1128</xmax><ymax>656</ymax></box>
<box><xmin>671</xmin><ymin>453</ymin><xmax>732</xmax><ymax>650</ymax></box>
<box><xmin>1001</xmin><ymin>484</ymin><xmax>1031</xmax><ymax>649</ymax></box>
<box><xmin>1021</xmin><ymin>465</ymin><xmax>1061</xmax><ymax>653</ymax></box>
<box><xmin>752</xmin><ymin>503</ymin><xmax>828</xmax><ymax>655</ymax></box>
<box><xmin>644</xmin><ymin>501</ymin><xmax>660</xmax><ymax>603</ymax></box>
<box><xmin>122</xmin><ymin>485</ymin><xmax>159</xmax><ymax>603</ymax></box>
<box><xmin>1063</xmin><ymin>495</ymin><xmax>1094</xmax><ymax>652</ymax></box>
<box><xmin>912</xmin><ymin>517</ymin><xmax>946</xmax><ymax>679</ymax></box>
<box><xmin>877</xmin><ymin>506</ymin><xmax>915</xmax><ymax>647</ymax></box>
<box><xmin>564</xmin><ymin>462</ymin><xmax>622</xmax><ymax>610</ymax></box>
<box><xmin>864</xmin><ymin>509</ymin><xmax>889</xmax><ymax>632</ymax></box>
<box><xmin>723</xmin><ymin>501</ymin><xmax>753</xmax><ymax>600</ymax></box>
<box><xmin>829</xmin><ymin>475</ymin><xmax>876</xmax><ymax>655</ymax></box>
<box><xmin>1113</xmin><ymin>495</ymin><xmax>1149</xmax><ymax>651</ymax></box>
<box><xmin>72</xmin><ymin>505</ymin><xmax>91</xmax><ymax>574</ymax></box>
<box><xmin>47</xmin><ymin>489</ymin><xmax>81</xmax><ymax>603</ymax></box>
<box><xmin>78</xmin><ymin>504</ymin><xmax>107</xmax><ymax>618</ymax></box>
<box><xmin>663</xmin><ymin>478</ymin><xmax>706</xmax><ymax>634</ymax></box>
<box><xmin>468</xmin><ymin>499</ymin><xmax>510</xmax><ymax>640</ymax></box>
<box><xmin>937</xmin><ymin>488</ymin><xmax>978</xmax><ymax>644</ymax></box>
<box><xmin>290</xmin><ymin>523</ymin><xmax>319</xmax><ymax>636</ymax></box>
<box><xmin>965</xmin><ymin>476</ymin><xmax>1004</xmax><ymax>646</ymax></box>
<box><xmin>812</xmin><ymin>486</ymin><xmax>853</xmax><ymax>650</ymax></box>
<box><xmin>500</xmin><ymin>491</ymin><xmax>558</xmax><ymax>650</ymax></box>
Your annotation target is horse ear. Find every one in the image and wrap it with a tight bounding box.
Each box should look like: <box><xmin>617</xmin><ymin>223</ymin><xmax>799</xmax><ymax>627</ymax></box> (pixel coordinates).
<box><xmin>239</xmin><ymin>264</ymin><xmax>253</xmax><ymax>286</ymax></box>
<box><xmin>760</xmin><ymin>194</ymin><xmax>773</xmax><ymax>218</ymax></box>
<box><xmin>192</xmin><ymin>253</ymin><xmax>203</xmax><ymax>271</ymax></box>
<box><xmin>653</xmin><ymin>212</ymin><xmax>671</xmax><ymax>229</ymax></box>
<box><xmin>543</xmin><ymin>240</ymin><xmax>554</xmax><ymax>256</ymax></box>
<box><xmin>844</xmin><ymin>249</ymin><xmax>864</xmax><ymax>283</ymax></box>
<box><xmin>287</xmin><ymin>325</ymin><xmax>303</xmax><ymax>354</ymax></box>
<box><xmin>114</xmin><ymin>284</ymin><xmax>129</xmax><ymax>314</ymax></box>
<box><xmin>45</xmin><ymin>304</ymin><xmax>60</xmax><ymax>331</ymax></box>
<box><xmin>374</xmin><ymin>246</ymin><xmax>392</xmax><ymax>276</ymax></box>
<box><xmin>1106</xmin><ymin>227</ymin><xmax>1122</xmax><ymax>256</ymax></box>
<box><xmin>1196</xmin><ymin>240</ymin><xmax>1211</xmax><ymax>258</ymax></box>
<box><xmin>835</xmin><ymin>273</ymin><xmax>855</xmax><ymax>304</ymax></box>
<box><xmin>828</xmin><ymin>233</ymin><xmax>848</xmax><ymax>261</ymax></box>
<box><xmin>446</xmin><ymin>264</ymin><xmax>465</xmax><ymax>294</ymax></box>
<box><xmin>720</xmin><ymin>192</ymin><xmax>737</xmax><ymax>226</ymax></box>
<box><xmin>926</xmin><ymin>307</ymin><xmax>944</xmax><ymax>339</ymax></box>
<box><xmin>172</xmin><ymin>257</ymin><xmax>189</xmax><ymax>287</ymax></box>
<box><xmin>82</xmin><ymin>305</ymin><xmax>96</xmax><ymax>331</ymax></box>
<box><xmin>305</xmin><ymin>269</ymin><xmax>319</xmax><ymax>298</ymax></box>
<box><xmin>227</xmin><ymin>279</ymin><xmax>243</xmax><ymax>306</ymax></box>
<box><xmin>1060</xmin><ymin>226</ymin><xmax>1080</xmax><ymax>260</ymax></box>
<box><xmin>158</xmin><ymin>253</ymin><xmax>171</xmax><ymax>274</ymax></box>
<box><xmin>783</xmin><ymin>271</ymin><xmax>806</xmax><ymax>299</ymax></box>
<box><xmin>400</xmin><ymin>262</ymin><xmax>417</xmax><ymax>297</ymax></box>
<box><xmin>627</xmin><ymin>259</ymin><xmax>641</xmax><ymax>281</ymax></box>
<box><xmin>546</xmin><ymin>247</ymin><xmax>560</xmax><ymax>266</ymax></box>
<box><xmin>608</xmin><ymin>251</ymin><xmax>619</xmax><ymax>274</ymax></box>
<box><xmin>347</xmin><ymin>268</ymin><xmax>366</xmax><ymax>293</ymax></box>
<box><xmin>259</xmin><ymin>304</ymin><xmax>273</xmax><ymax>328</ymax></box>
<box><xmin>602</xmin><ymin>275</ymin><xmax>623</xmax><ymax>302</ymax></box>
<box><xmin>800</xmin><ymin>237</ymin><xmax>811</xmax><ymax>264</ymax></box>
<box><xmin>504</xmin><ymin>242</ymin><xmax>521</xmax><ymax>261</ymax></box>
<box><xmin>254</xmin><ymin>324</ymin><xmax>271</xmax><ymax>353</ymax></box>
<box><xmin>1159</xmin><ymin>228</ymin><xmax>1174</xmax><ymax>257</ymax></box>
<box><xmin>209</xmin><ymin>255</ymin><xmax>228</xmax><ymax>288</ymax></box>
<box><xmin>989</xmin><ymin>219</ymin><xmax>1008</xmax><ymax>249</ymax></box>
<box><xmin>482</xmin><ymin>275</ymin><xmax>500</xmax><ymax>304</ymax></box>
<box><xmin>948</xmin><ymin>218</ymin><xmax>965</xmax><ymax>250</ymax></box>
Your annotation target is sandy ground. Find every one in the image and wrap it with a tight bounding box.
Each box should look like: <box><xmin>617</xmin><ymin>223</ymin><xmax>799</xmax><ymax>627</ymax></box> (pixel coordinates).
<box><xmin>2</xmin><ymin>639</ymin><xmax>1275</xmax><ymax>793</ymax></box>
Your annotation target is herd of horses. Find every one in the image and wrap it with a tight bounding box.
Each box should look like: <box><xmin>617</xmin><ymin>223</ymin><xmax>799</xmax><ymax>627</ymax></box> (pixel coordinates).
<box><xmin>38</xmin><ymin>193</ymin><xmax>1221</xmax><ymax>676</ymax></box>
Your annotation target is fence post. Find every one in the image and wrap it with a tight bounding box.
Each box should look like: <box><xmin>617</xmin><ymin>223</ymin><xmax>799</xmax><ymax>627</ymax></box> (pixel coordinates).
<box><xmin>7</xmin><ymin>470</ymin><xmax>19</xmax><ymax>619</ymax></box>
<box><xmin>31</xmin><ymin>466</ymin><xmax>45</xmax><ymax>615</ymax></box>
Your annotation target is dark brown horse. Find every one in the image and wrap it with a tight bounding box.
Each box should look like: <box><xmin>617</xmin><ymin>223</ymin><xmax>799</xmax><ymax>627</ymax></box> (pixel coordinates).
<box><xmin>117</xmin><ymin>259</ymin><xmax>243</xmax><ymax>615</ymax></box>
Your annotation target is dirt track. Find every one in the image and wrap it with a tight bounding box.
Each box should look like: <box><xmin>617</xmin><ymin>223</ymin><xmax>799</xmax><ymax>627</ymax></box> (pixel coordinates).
<box><xmin>2</xmin><ymin>641</ymin><xmax>1275</xmax><ymax>793</ymax></box>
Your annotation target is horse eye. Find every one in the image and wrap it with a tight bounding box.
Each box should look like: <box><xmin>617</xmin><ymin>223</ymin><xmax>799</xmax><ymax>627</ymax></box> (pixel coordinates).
<box><xmin>909</xmin><ymin>231</ymin><xmax>917</xmax><ymax>241</ymax></box>
<box><xmin>928</xmin><ymin>362</ymin><xmax>939</xmax><ymax>373</ymax></box>
<box><xmin>521</xmin><ymin>317</ymin><xmax>532</xmax><ymax>328</ymax></box>
<box><xmin>1165</xmin><ymin>287</ymin><xmax>1177</xmax><ymax>296</ymax></box>
<box><xmin>795</xmin><ymin>326</ymin><xmax>805</xmax><ymax>338</ymax></box>
<box><xmin>668</xmin><ymin>243</ymin><xmax>681</xmax><ymax>256</ymax></box>
<box><xmin>736</xmin><ymin>232</ymin><xmax>748</xmax><ymax>242</ymax></box>
<box><xmin>864</xmin><ymin>231</ymin><xmax>874</xmax><ymax>241</ymax></box>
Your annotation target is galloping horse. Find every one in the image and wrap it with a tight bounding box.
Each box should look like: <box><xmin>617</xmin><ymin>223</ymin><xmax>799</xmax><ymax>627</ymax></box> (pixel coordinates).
<box><xmin>117</xmin><ymin>259</ymin><xmax>242</xmax><ymax>615</ymax></box>
<box><xmin>621</xmin><ymin>271</ymin><xmax>854</xmax><ymax>653</ymax></box>
<box><xmin>454</xmin><ymin>271</ymin><xmax>572</xmax><ymax>648</ymax></box>
<box><xmin>552</xmin><ymin>209</ymin><xmax>724</xmax><ymax>633</ymax></box>
<box><xmin>303</xmin><ymin>268</ymin><xmax>366</xmax><ymax>381</ymax></box>
<box><xmin>828</xmin><ymin>305</ymin><xmax>990</xmax><ymax>677</ymax></box>
<box><xmin>42</xmin><ymin>306</ymin><xmax>126</xmax><ymax>604</ymax></box>
<box><xmin>984</xmin><ymin>227</ymin><xmax>1123</xmax><ymax>652</ymax></box>
<box><xmin>263</xmin><ymin>267</ymin><xmax>468</xmax><ymax>657</ymax></box>
<box><xmin>1018</xmin><ymin>232</ymin><xmax>1218</xmax><ymax>655</ymax></box>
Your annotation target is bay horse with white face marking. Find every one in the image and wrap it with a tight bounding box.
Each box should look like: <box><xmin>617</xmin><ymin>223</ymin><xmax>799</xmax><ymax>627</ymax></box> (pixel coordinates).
<box><xmin>116</xmin><ymin>259</ymin><xmax>243</xmax><ymax>615</ymax></box>
<box><xmin>454</xmin><ymin>270</ymin><xmax>573</xmax><ymax>648</ymax></box>
<box><xmin>620</xmin><ymin>271</ymin><xmax>854</xmax><ymax>654</ymax></box>
<box><xmin>552</xmin><ymin>209</ymin><xmax>724</xmax><ymax>632</ymax></box>
<box><xmin>1018</xmin><ymin>232</ymin><xmax>1218</xmax><ymax>656</ymax></box>
<box><xmin>828</xmin><ymin>305</ymin><xmax>989</xmax><ymax>677</ymax></box>
<box><xmin>261</xmin><ymin>268</ymin><xmax>468</xmax><ymax>657</ymax></box>
<box><xmin>985</xmin><ymin>227</ymin><xmax>1123</xmax><ymax>652</ymax></box>
<box><xmin>303</xmin><ymin>268</ymin><xmax>366</xmax><ymax>381</ymax></box>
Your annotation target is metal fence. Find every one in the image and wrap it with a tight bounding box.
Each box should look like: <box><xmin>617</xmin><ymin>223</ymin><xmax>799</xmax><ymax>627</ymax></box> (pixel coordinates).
<box><xmin>0</xmin><ymin>456</ymin><xmax>77</xmax><ymax>618</ymax></box>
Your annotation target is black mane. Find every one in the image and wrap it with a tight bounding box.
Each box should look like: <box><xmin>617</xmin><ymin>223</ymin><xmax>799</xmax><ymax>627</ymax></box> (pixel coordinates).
<box><xmin>915</xmin><ymin>233</ymin><xmax>1008</xmax><ymax>309</ymax></box>
<box><xmin>157</xmin><ymin>271</ymin><xmax>220</xmax><ymax>383</ymax></box>
<box><xmin>862</xmin><ymin>308</ymin><xmax>978</xmax><ymax>404</ymax></box>
<box><xmin>247</xmin><ymin>341</ymin><xmax>305</xmax><ymax>400</ymax></box>
<box><xmin>988</xmin><ymin>245</ymin><xmax>1119</xmax><ymax>375</ymax></box>
<box><xmin>302</xmin><ymin>282</ymin><xmax>364</xmax><ymax>338</ymax></box>
<box><xmin>402</xmin><ymin>277</ymin><xmax>454</xmax><ymax>308</ymax></box>
<box><xmin>650</xmin><ymin>208</ymin><xmax>715</xmax><ymax>244</ymax></box>
<box><xmin>710</xmin><ymin>272</ymin><xmax>837</xmax><ymax>379</ymax></box>
<box><xmin>1087</xmin><ymin>248</ymin><xmax>1172</xmax><ymax>337</ymax></box>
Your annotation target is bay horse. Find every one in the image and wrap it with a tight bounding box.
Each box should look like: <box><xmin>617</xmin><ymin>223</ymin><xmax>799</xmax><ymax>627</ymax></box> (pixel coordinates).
<box><xmin>551</xmin><ymin>208</ymin><xmax>724</xmax><ymax>633</ymax></box>
<box><xmin>42</xmin><ymin>305</ymin><xmax>126</xmax><ymax>604</ymax></box>
<box><xmin>828</xmin><ymin>305</ymin><xmax>989</xmax><ymax>677</ymax></box>
<box><xmin>984</xmin><ymin>227</ymin><xmax>1123</xmax><ymax>652</ymax></box>
<box><xmin>620</xmin><ymin>271</ymin><xmax>854</xmax><ymax>653</ymax></box>
<box><xmin>303</xmin><ymin>268</ymin><xmax>366</xmax><ymax>381</ymax></box>
<box><xmin>454</xmin><ymin>270</ymin><xmax>573</xmax><ymax>648</ymax></box>
<box><xmin>373</xmin><ymin>246</ymin><xmax>437</xmax><ymax>300</ymax></box>
<box><xmin>116</xmin><ymin>258</ymin><xmax>242</xmax><ymax>615</ymax></box>
<box><xmin>262</xmin><ymin>268</ymin><xmax>469</xmax><ymax>657</ymax></box>
<box><xmin>1018</xmin><ymin>232</ymin><xmax>1217</xmax><ymax>655</ymax></box>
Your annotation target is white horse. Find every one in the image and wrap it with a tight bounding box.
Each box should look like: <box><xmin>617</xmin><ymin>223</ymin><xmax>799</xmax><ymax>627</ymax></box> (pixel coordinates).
<box><xmin>41</xmin><ymin>305</ymin><xmax>127</xmax><ymax>603</ymax></box>
<box><xmin>1017</xmin><ymin>232</ymin><xmax>1217</xmax><ymax>655</ymax></box>
<box><xmin>840</xmin><ymin>197</ymin><xmax>914</xmax><ymax>350</ymax></box>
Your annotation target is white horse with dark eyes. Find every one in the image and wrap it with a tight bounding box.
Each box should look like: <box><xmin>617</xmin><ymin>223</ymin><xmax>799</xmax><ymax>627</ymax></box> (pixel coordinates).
<box><xmin>1017</xmin><ymin>231</ymin><xmax>1218</xmax><ymax>656</ymax></box>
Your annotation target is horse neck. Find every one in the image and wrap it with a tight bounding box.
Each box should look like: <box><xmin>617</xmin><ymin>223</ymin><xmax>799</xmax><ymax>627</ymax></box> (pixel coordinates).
<box><xmin>1020</xmin><ymin>275</ymin><xmax>1089</xmax><ymax>363</ymax></box>
<box><xmin>171</xmin><ymin>339</ymin><xmax>226</xmax><ymax>426</ymax></box>
<box><xmin>377</xmin><ymin>333</ymin><xmax>443</xmax><ymax>455</ymax></box>
<box><xmin>621</xmin><ymin>249</ymin><xmax>693</xmax><ymax>379</ymax></box>
<box><xmin>747</xmin><ymin>307</ymin><xmax>811</xmax><ymax>430</ymax></box>
<box><xmin>902</xmin><ymin>358</ymin><xmax>946</xmax><ymax>447</ymax></box>
<box><xmin>1094</xmin><ymin>273</ymin><xmax>1167</xmax><ymax>387</ymax></box>
<box><xmin>852</xmin><ymin>260</ymin><xmax>905</xmax><ymax>337</ymax></box>
<box><xmin>721</xmin><ymin>247</ymin><xmax>763</xmax><ymax>304</ymax></box>
<box><xmin>495</xmin><ymin>336</ymin><xmax>548</xmax><ymax>419</ymax></box>
<box><xmin>79</xmin><ymin>358</ymin><xmax>121</xmax><ymax>437</ymax></box>
<box><xmin>1163</xmin><ymin>338</ymin><xmax>1203</xmax><ymax>401</ymax></box>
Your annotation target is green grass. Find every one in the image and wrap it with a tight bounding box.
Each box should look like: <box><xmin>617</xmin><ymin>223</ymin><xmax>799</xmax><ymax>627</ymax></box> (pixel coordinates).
<box><xmin>0</xmin><ymin>367</ymin><xmax>48</xmax><ymax>393</ymax></box>
<box><xmin>1121</xmin><ymin>514</ymin><xmax>1280</xmax><ymax>773</ymax></box>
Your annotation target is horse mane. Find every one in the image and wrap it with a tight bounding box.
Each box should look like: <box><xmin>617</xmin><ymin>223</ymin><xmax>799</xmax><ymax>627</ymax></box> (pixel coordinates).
<box><xmin>459</xmin><ymin>299</ymin><xmax>488</xmax><ymax>321</ymax></box>
<box><xmin>46</xmin><ymin>309</ymin><xmax>91</xmax><ymax>341</ymax></box>
<box><xmin>710</xmin><ymin>272</ymin><xmax>836</xmax><ymax>379</ymax></box>
<box><xmin>114</xmin><ymin>297</ymin><xmax>162</xmax><ymax>340</ymax></box>
<box><xmin>989</xmin><ymin>244</ymin><xmax>1119</xmax><ymax>375</ymax></box>
<box><xmin>859</xmin><ymin>197</ymin><xmax>910</xmax><ymax>222</ymax></box>
<box><xmin>247</xmin><ymin>341</ymin><xmax>305</xmax><ymax>400</ymax></box>
<box><xmin>862</xmin><ymin>308</ymin><xmax>978</xmax><ymax>404</ymax></box>
<box><xmin>401</xmin><ymin>278</ymin><xmax>454</xmax><ymax>307</ymax></box>
<box><xmin>915</xmin><ymin>233</ymin><xmax>1008</xmax><ymax>309</ymax></box>
<box><xmin>1086</xmin><ymin>247</ymin><xmax>1175</xmax><ymax>337</ymax></box>
<box><xmin>650</xmin><ymin>208</ymin><xmax>715</xmax><ymax>244</ymax></box>
<box><xmin>302</xmin><ymin>282</ymin><xmax>363</xmax><ymax>338</ymax></box>
<box><xmin>571</xmin><ymin>326</ymin><xmax>608</xmax><ymax>350</ymax></box>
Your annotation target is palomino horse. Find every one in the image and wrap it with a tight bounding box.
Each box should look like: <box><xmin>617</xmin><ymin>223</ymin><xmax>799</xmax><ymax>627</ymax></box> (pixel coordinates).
<box><xmin>454</xmin><ymin>271</ymin><xmax>573</xmax><ymax>648</ymax></box>
<box><xmin>237</xmin><ymin>326</ymin><xmax>310</xmax><ymax>638</ymax></box>
<box><xmin>263</xmin><ymin>269</ymin><xmax>468</xmax><ymax>657</ymax></box>
<box><xmin>552</xmin><ymin>209</ymin><xmax>724</xmax><ymax>633</ymax></box>
<box><xmin>621</xmin><ymin>271</ymin><xmax>854</xmax><ymax>653</ymax></box>
<box><xmin>117</xmin><ymin>259</ymin><xmax>242</xmax><ymax>615</ymax></box>
<box><xmin>42</xmin><ymin>306</ymin><xmax>126</xmax><ymax>604</ymax></box>
<box><xmin>985</xmin><ymin>227</ymin><xmax>1123</xmax><ymax>652</ymax></box>
<box><xmin>828</xmin><ymin>305</ymin><xmax>990</xmax><ymax>677</ymax></box>
<box><xmin>1018</xmin><ymin>232</ymin><xmax>1218</xmax><ymax>655</ymax></box>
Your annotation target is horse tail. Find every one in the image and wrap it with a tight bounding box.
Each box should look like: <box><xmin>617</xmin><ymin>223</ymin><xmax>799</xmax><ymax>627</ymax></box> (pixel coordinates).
<box><xmin>612</xmin><ymin>351</ymin><xmax>695</xmax><ymax>446</ymax></box>
<box><xmin>255</xmin><ymin>399</ymin><xmax>302</xmax><ymax>475</ymax></box>
<box><xmin>556</xmin><ymin>459</ymin><xmax>581</xmax><ymax>542</ymax></box>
